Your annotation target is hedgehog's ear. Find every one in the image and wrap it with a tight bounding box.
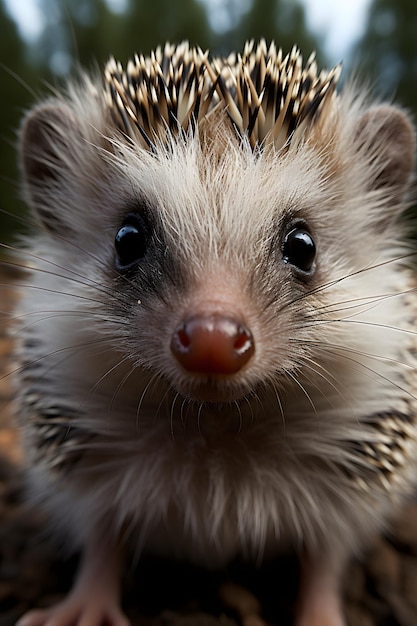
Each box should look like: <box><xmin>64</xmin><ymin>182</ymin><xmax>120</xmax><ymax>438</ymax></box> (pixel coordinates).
<box><xmin>357</xmin><ymin>105</ymin><xmax>415</xmax><ymax>195</ymax></box>
<box><xmin>20</xmin><ymin>103</ymin><xmax>78</xmax><ymax>234</ymax></box>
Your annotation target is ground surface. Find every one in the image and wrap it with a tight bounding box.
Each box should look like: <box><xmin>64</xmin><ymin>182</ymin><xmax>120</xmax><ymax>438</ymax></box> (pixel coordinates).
<box><xmin>1</xmin><ymin>267</ymin><xmax>417</xmax><ymax>626</ymax></box>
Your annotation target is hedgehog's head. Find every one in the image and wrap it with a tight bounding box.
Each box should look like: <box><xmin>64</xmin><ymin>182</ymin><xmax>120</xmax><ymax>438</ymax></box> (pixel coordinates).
<box><xmin>19</xmin><ymin>41</ymin><xmax>415</xmax><ymax>404</ymax></box>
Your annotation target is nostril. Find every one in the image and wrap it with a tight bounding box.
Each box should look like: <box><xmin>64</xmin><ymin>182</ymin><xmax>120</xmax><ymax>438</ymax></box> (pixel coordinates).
<box><xmin>233</xmin><ymin>327</ymin><xmax>253</xmax><ymax>355</ymax></box>
<box><xmin>170</xmin><ymin>314</ymin><xmax>255</xmax><ymax>375</ymax></box>
<box><xmin>176</xmin><ymin>326</ymin><xmax>191</xmax><ymax>350</ymax></box>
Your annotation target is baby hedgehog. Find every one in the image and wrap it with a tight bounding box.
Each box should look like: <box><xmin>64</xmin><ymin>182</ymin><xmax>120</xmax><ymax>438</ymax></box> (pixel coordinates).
<box><xmin>12</xmin><ymin>40</ymin><xmax>417</xmax><ymax>626</ymax></box>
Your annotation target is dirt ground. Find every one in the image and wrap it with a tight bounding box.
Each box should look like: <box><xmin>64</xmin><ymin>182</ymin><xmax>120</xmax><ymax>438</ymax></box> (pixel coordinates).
<box><xmin>1</xmin><ymin>267</ymin><xmax>417</xmax><ymax>626</ymax></box>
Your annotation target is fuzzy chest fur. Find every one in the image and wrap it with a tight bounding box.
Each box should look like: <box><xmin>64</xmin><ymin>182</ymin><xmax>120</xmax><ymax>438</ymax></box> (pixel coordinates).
<box><xmin>21</xmin><ymin>351</ymin><xmax>417</xmax><ymax>566</ymax></box>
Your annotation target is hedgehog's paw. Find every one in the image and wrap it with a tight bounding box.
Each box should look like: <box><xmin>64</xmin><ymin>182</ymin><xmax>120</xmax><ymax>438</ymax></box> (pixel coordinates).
<box><xmin>294</xmin><ymin>553</ymin><xmax>346</xmax><ymax>626</ymax></box>
<box><xmin>295</xmin><ymin>607</ymin><xmax>345</xmax><ymax>626</ymax></box>
<box><xmin>15</xmin><ymin>599</ymin><xmax>130</xmax><ymax>626</ymax></box>
<box><xmin>16</xmin><ymin>532</ymin><xmax>128</xmax><ymax>626</ymax></box>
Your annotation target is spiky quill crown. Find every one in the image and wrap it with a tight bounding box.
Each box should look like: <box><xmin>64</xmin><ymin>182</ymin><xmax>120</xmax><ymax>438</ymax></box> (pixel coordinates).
<box><xmin>104</xmin><ymin>40</ymin><xmax>341</xmax><ymax>151</ymax></box>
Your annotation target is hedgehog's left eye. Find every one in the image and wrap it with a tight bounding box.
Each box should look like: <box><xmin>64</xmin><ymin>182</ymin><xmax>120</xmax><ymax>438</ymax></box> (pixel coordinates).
<box><xmin>115</xmin><ymin>214</ymin><xmax>150</xmax><ymax>269</ymax></box>
<box><xmin>282</xmin><ymin>226</ymin><xmax>316</xmax><ymax>274</ymax></box>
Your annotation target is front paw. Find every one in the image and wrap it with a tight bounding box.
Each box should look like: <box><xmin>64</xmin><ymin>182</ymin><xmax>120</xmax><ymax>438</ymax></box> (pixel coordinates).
<box><xmin>16</xmin><ymin>598</ymin><xmax>130</xmax><ymax>626</ymax></box>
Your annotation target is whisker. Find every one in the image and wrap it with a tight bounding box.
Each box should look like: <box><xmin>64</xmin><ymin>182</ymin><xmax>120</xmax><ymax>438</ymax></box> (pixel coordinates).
<box><xmin>0</xmin><ymin>276</ymin><xmax>114</xmax><ymax>308</ymax></box>
<box><xmin>268</xmin><ymin>381</ymin><xmax>286</xmax><ymax>430</ymax></box>
<box><xmin>310</xmin><ymin>316</ymin><xmax>417</xmax><ymax>338</ymax></box>
<box><xmin>154</xmin><ymin>384</ymin><xmax>172</xmax><ymax>424</ymax></box>
<box><xmin>297</xmin><ymin>250</ymin><xmax>417</xmax><ymax>304</ymax></box>
<box><xmin>197</xmin><ymin>402</ymin><xmax>204</xmax><ymax>434</ymax></box>
<box><xmin>300</xmin><ymin>340</ymin><xmax>417</xmax><ymax>403</ymax></box>
<box><xmin>0</xmin><ymin>337</ymin><xmax>108</xmax><ymax>382</ymax></box>
<box><xmin>135</xmin><ymin>372</ymin><xmax>160</xmax><ymax>432</ymax></box>
<box><xmin>298</xmin><ymin>338</ymin><xmax>417</xmax><ymax>372</ymax></box>
<box><xmin>265</xmin><ymin>251</ymin><xmax>417</xmax><ymax>317</ymax></box>
<box><xmin>233</xmin><ymin>399</ymin><xmax>243</xmax><ymax>434</ymax></box>
<box><xmin>243</xmin><ymin>394</ymin><xmax>256</xmax><ymax>426</ymax></box>
<box><xmin>297</xmin><ymin>354</ymin><xmax>349</xmax><ymax>407</ymax></box>
<box><xmin>170</xmin><ymin>393</ymin><xmax>180</xmax><ymax>441</ymax></box>
<box><xmin>0</xmin><ymin>245</ymin><xmax>133</xmax><ymax>310</ymax></box>
<box><xmin>6</xmin><ymin>311</ymin><xmax>123</xmax><ymax>336</ymax></box>
<box><xmin>285</xmin><ymin>369</ymin><xmax>318</xmax><ymax>416</ymax></box>
<box><xmin>0</xmin><ymin>63</ymin><xmax>40</xmax><ymax>100</ymax></box>
<box><xmin>91</xmin><ymin>354</ymin><xmax>135</xmax><ymax>406</ymax></box>
<box><xmin>311</xmin><ymin>286</ymin><xmax>417</xmax><ymax>319</ymax></box>
<box><xmin>180</xmin><ymin>397</ymin><xmax>189</xmax><ymax>427</ymax></box>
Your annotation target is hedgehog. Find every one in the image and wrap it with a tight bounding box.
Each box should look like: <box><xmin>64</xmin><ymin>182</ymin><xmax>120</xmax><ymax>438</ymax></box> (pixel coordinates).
<box><xmin>11</xmin><ymin>40</ymin><xmax>417</xmax><ymax>626</ymax></box>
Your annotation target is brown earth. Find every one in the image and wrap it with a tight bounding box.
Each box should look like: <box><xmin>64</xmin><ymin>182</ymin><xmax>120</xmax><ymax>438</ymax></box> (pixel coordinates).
<box><xmin>1</xmin><ymin>268</ymin><xmax>417</xmax><ymax>626</ymax></box>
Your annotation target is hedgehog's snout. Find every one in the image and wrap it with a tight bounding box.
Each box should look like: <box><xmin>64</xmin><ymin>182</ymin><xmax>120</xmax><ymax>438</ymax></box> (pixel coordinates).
<box><xmin>170</xmin><ymin>313</ymin><xmax>255</xmax><ymax>376</ymax></box>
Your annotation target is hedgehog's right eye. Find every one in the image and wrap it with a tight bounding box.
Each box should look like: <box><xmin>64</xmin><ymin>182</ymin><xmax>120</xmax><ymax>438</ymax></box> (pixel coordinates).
<box><xmin>115</xmin><ymin>214</ymin><xmax>150</xmax><ymax>269</ymax></box>
<box><xmin>282</xmin><ymin>225</ymin><xmax>316</xmax><ymax>274</ymax></box>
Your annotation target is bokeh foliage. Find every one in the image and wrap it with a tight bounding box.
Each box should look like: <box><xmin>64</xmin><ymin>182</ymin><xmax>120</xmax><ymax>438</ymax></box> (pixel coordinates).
<box><xmin>352</xmin><ymin>0</ymin><xmax>417</xmax><ymax>121</ymax></box>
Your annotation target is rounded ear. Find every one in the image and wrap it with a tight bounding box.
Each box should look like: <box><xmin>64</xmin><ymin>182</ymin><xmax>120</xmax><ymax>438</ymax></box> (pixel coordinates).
<box><xmin>20</xmin><ymin>103</ymin><xmax>78</xmax><ymax>234</ymax></box>
<box><xmin>356</xmin><ymin>105</ymin><xmax>415</xmax><ymax>193</ymax></box>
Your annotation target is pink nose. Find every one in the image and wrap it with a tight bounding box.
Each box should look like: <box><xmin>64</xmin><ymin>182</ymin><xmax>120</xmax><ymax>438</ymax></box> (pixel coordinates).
<box><xmin>170</xmin><ymin>314</ymin><xmax>255</xmax><ymax>375</ymax></box>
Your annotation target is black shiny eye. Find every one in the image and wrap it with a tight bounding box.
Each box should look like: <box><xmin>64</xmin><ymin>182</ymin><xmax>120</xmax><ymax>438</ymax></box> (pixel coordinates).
<box><xmin>282</xmin><ymin>227</ymin><xmax>316</xmax><ymax>273</ymax></box>
<box><xmin>115</xmin><ymin>214</ymin><xmax>150</xmax><ymax>268</ymax></box>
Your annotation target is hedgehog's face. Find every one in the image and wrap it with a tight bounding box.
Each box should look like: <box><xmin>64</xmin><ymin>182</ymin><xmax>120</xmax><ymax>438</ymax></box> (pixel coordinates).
<box><xmin>111</xmin><ymin>217</ymin><xmax>317</xmax><ymax>404</ymax></box>
<box><xmin>102</xmin><ymin>136</ymin><xmax>330</xmax><ymax>403</ymax></box>
<box><xmin>19</xmin><ymin>44</ymin><xmax>415</xmax><ymax>405</ymax></box>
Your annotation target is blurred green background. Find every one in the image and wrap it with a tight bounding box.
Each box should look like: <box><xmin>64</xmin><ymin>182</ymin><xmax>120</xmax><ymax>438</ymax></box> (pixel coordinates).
<box><xmin>1</xmin><ymin>0</ymin><xmax>417</xmax><ymax>244</ymax></box>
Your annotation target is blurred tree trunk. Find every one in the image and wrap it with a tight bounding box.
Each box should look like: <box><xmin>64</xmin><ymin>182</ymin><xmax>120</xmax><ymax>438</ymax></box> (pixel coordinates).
<box><xmin>352</xmin><ymin>0</ymin><xmax>417</xmax><ymax>233</ymax></box>
<box><xmin>0</xmin><ymin>0</ymin><xmax>42</xmax><ymax>245</ymax></box>
<box><xmin>352</xmin><ymin>0</ymin><xmax>417</xmax><ymax>119</ymax></box>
